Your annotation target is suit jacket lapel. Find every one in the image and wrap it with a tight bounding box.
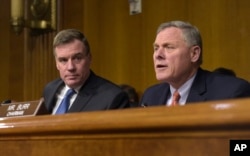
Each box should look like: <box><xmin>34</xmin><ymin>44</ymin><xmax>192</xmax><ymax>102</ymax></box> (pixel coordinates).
<box><xmin>159</xmin><ymin>84</ymin><xmax>170</xmax><ymax>105</ymax></box>
<box><xmin>186</xmin><ymin>68</ymin><xmax>207</xmax><ymax>103</ymax></box>
<box><xmin>148</xmin><ymin>83</ymin><xmax>170</xmax><ymax>106</ymax></box>
<box><xmin>46</xmin><ymin>80</ymin><xmax>64</xmax><ymax>112</ymax></box>
<box><xmin>68</xmin><ymin>89</ymin><xmax>92</xmax><ymax>112</ymax></box>
<box><xmin>68</xmin><ymin>71</ymin><xmax>97</xmax><ymax>112</ymax></box>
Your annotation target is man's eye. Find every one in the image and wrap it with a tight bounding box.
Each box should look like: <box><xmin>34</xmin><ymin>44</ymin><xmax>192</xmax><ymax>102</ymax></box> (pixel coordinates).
<box><xmin>71</xmin><ymin>55</ymin><xmax>84</xmax><ymax>63</ymax></box>
<box><xmin>166</xmin><ymin>45</ymin><xmax>174</xmax><ymax>49</ymax></box>
<box><xmin>73</xmin><ymin>56</ymin><xmax>83</xmax><ymax>61</ymax></box>
<box><xmin>76</xmin><ymin>56</ymin><xmax>82</xmax><ymax>60</ymax></box>
<box><xmin>153</xmin><ymin>46</ymin><xmax>158</xmax><ymax>51</ymax></box>
<box><xmin>58</xmin><ymin>58</ymin><xmax>67</xmax><ymax>63</ymax></box>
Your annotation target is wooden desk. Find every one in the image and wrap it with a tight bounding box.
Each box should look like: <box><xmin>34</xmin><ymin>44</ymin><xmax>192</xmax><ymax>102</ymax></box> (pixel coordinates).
<box><xmin>1</xmin><ymin>98</ymin><xmax>250</xmax><ymax>156</ymax></box>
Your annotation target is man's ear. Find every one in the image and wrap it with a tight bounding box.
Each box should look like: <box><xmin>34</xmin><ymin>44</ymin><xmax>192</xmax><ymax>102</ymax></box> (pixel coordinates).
<box><xmin>191</xmin><ymin>46</ymin><xmax>201</xmax><ymax>63</ymax></box>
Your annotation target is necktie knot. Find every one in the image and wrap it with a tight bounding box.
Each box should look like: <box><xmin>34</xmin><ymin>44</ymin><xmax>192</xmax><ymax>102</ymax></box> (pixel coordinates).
<box><xmin>65</xmin><ymin>89</ymin><xmax>75</xmax><ymax>98</ymax></box>
<box><xmin>56</xmin><ymin>89</ymin><xmax>75</xmax><ymax>114</ymax></box>
<box><xmin>171</xmin><ymin>90</ymin><xmax>180</xmax><ymax>106</ymax></box>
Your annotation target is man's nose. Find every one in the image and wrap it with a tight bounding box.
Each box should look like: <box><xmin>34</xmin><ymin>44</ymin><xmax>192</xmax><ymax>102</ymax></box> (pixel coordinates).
<box><xmin>67</xmin><ymin>59</ymin><xmax>75</xmax><ymax>70</ymax></box>
<box><xmin>154</xmin><ymin>47</ymin><xmax>165</xmax><ymax>59</ymax></box>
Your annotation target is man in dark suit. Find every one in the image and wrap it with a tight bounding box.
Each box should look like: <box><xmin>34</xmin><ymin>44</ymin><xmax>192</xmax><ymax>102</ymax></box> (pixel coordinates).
<box><xmin>43</xmin><ymin>29</ymin><xmax>129</xmax><ymax>114</ymax></box>
<box><xmin>140</xmin><ymin>20</ymin><xmax>250</xmax><ymax>107</ymax></box>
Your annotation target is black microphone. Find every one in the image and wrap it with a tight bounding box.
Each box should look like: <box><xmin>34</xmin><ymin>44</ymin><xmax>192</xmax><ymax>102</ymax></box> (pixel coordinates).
<box><xmin>1</xmin><ymin>99</ymin><xmax>12</xmax><ymax>104</ymax></box>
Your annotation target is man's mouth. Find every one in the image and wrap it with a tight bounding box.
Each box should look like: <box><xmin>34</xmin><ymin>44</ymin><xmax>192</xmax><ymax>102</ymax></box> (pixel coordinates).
<box><xmin>66</xmin><ymin>75</ymin><xmax>78</xmax><ymax>79</ymax></box>
<box><xmin>156</xmin><ymin>64</ymin><xmax>167</xmax><ymax>68</ymax></box>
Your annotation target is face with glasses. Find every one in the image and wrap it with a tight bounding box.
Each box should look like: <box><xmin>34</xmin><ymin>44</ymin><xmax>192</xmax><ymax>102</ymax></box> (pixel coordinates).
<box><xmin>153</xmin><ymin>27</ymin><xmax>200</xmax><ymax>88</ymax></box>
<box><xmin>55</xmin><ymin>39</ymin><xmax>92</xmax><ymax>88</ymax></box>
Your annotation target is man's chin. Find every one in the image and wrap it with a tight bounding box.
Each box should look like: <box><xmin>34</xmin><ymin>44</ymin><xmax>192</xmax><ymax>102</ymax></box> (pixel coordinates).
<box><xmin>65</xmin><ymin>80</ymin><xmax>80</xmax><ymax>87</ymax></box>
<box><xmin>156</xmin><ymin>73</ymin><xmax>165</xmax><ymax>80</ymax></box>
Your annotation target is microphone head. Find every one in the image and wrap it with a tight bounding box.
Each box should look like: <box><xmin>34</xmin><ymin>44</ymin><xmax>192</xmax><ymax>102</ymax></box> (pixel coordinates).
<box><xmin>1</xmin><ymin>99</ymin><xmax>12</xmax><ymax>104</ymax></box>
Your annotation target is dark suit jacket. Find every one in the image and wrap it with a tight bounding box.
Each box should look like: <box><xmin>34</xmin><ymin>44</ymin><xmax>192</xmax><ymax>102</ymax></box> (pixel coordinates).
<box><xmin>43</xmin><ymin>71</ymin><xmax>130</xmax><ymax>113</ymax></box>
<box><xmin>140</xmin><ymin>68</ymin><xmax>250</xmax><ymax>106</ymax></box>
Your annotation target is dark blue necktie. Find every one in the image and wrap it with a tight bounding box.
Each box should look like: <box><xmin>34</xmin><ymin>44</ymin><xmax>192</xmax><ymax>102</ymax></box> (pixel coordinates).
<box><xmin>56</xmin><ymin>89</ymin><xmax>75</xmax><ymax>114</ymax></box>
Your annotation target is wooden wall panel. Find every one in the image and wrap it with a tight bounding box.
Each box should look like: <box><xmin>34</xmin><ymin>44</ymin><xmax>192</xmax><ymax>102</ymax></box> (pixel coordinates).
<box><xmin>83</xmin><ymin>0</ymin><xmax>157</xmax><ymax>97</ymax></box>
<box><xmin>198</xmin><ymin>1</ymin><xmax>250</xmax><ymax>79</ymax></box>
<box><xmin>23</xmin><ymin>33</ymin><xmax>58</xmax><ymax>101</ymax></box>
<box><xmin>61</xmin><ymin>0</ymin><xmax>84</xmax><ymax>30</ymax></box>
<box><xmin>83</xmin><ymin>0</ymin><xmax>250</xmax><ymax>97</ymax></box>
<box><xmin>0</xmin><ymin>0</ymin><xmax>11</xmax><ymax>101</ymax></box>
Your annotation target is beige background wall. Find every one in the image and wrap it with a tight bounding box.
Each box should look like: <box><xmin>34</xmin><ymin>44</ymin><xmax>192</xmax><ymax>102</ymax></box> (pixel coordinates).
<box><xmin>0</xmin><ymin>0</ymin><xmax>250</xmax><ymax>102</ymax></box>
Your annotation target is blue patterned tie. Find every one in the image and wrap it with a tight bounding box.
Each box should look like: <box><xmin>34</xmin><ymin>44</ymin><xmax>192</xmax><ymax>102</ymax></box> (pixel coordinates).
<box><xmin>56</xmin><ymin>89</ymin><xmax>75</xmax><ymax>114</ymax></box>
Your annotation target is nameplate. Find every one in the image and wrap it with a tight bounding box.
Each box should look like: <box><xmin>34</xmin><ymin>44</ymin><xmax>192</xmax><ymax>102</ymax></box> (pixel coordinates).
<box><xmin>0</xmin><ymin>98</ymin><xmax>49</xmax><ymax>118</ymax></box>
